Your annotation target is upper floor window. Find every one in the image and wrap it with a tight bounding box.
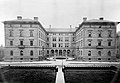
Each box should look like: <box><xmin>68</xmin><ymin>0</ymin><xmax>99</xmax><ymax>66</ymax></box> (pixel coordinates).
<box><xmin>9</xmin><ymin>30</ymin><xmax>13</xmax><ymax>37</ymax></box>
<box><xmin>65</xmin><ymin>37</ymin><xmax>69</xmax><ymax>42</ymax></box>
<box><xmin>88</xmin><ymin>30</ymin><xmax>92</xmax><ymax>37</ymax></box>
<box><xmin>52</xmin><ymin>43</ymin><xmax>56</xmax><ymax>47</ymax></box>
<box><xmin>30</xmin><ymin>50</ymin><xmax>33</xmax><ymax>56</ymax></box>
<box><xmin>98</xmin><ymin>30</ymin><xmax>102</xmax><ymax>37</ymax></box>
<box><xmin>108</xmin><ymin>30</ymin><xmax>112</xmax><ymax>37</ymax></box>
<box><xmin>30</xmin><ymin>30</ymin><xmax>33</xmax><ymax>37</ymax></box>
<box><xmin>108</xmin><ymin>51</ymin><xmax>111</xmax><ymax>56</ymax></box>
<box><xmin>59</xmin><ymin>43</ymin><xmax>63</xmax><ymax>47</ymax></box>
<box><xmin>88</xmin><ymin>51</ymin><xmax>91</xmax><ymax>56</ymax></box>
<box><xmin>10</xmin><ymin>50</ymin><xmax>13</xmax><ymax>56</ymax></box>
<box><xmin>98</xmin><ymin>51</ymin><xmax>101</xmax><ymax>56</ymax></box>
<box><xmin>52</xmin><ymin>37</ymin><xmax>56</xmax><ymax>41</ymax></box>
<box><xmin>30</xmin><ymin>40</ymin><xmax>33</xmax><ymax>46</ymax></box>
<box><xmin>65</xmin><ymin>43</ymin><xmax>69</xmax><ymax>47</ymax></box>
<box><xmin>108</xmin><ymin>41</ymin><xmax>111</xmax><ymax>46</ymax></box>
<box><xmin>20</xmin><ymin>40</ymin><xmax>23</xmax><ymax>45</ymax></box>
<box><xmin>19</xmin><ymin>30</ymin><xmax>23</xmax><ymax>37</ymax></box>
<box><xmin>39</xmin><ymin>31</ymin><xmax>41</xmax><ymax>38</ymax></box>
<box><xmin>59</xmin><ymin>37</ymin><xmax>63</xmax><ymax>42</ymax></box>
<box><xmin>10</xmin><ymin>41</ymin><xmax>13</xmax><ymax>46</ymax></box>
<box><xmin>47</xmin><ymin>38</ymin><xmax>49</xmax><ymax>41</ymax></box>
<box><xmin>20</xmin><ymin>50</ymin><xmax>23</xmax><ymax>56</ymax></box>
<box><xmin>88</xmin><ymin>39</ymin><xmax>92</xmax><ymax>46</ymax></box>
<box><xmin>98</xmin><ymin>40</ymin><xmax>102</xmax><ymax>46</ymax></box>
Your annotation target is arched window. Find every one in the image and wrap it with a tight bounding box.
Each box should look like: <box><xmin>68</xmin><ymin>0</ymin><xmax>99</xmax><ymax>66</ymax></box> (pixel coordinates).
<box><xmin>98</xmin><ymin>51</ymin><xmax>101</xmax><ymax>56</ymax></box>
<box><xmin>30</xmin><ymin>50</ymin><xmax>33</xmax><ymax>56</ymax></box>
<box><xmin>88</xmin><ymin>51</ymin><xmax>91</xmax><ymax>56</ymax></box>
<box><xmin>20</xmin><ymin>50</ymin><xmax>23</xmax><ymax>56</ymax></box>
<box><xmin>108</xmin><ymin>51</ymin><xmax>111</xmax><ymax>56</ymax></box>
<box><xmin>10</xmin><ymin>50</ymin><xmax>13</xmax><ymax>56</ymax></box>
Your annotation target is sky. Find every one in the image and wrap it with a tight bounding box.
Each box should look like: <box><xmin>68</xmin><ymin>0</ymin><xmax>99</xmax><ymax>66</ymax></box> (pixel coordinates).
<box><xmin>0</xmin><ymin>0</ymin><xmax>120</xmax><ymax>46</ymax></box>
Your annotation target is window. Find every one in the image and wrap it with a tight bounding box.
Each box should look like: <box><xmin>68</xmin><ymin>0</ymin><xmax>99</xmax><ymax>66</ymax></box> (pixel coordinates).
<box><xmin>108</xmin><ymin>30</ymin><xmax>112</xmax><ymax>37</ymax></box>
<box><xmin>39</xmin><ymin>50</ymin><xmax>41</xmax><ymax>55</ymax></box>
<box><xmin>98</xmin><ymin>30</ymin><xmax>102</xmax><ymax>37</ymax></box>
<box><xmin>52</xmin><ymin>37</ymin><xmax>56</xmax><ymax>41</ymax></box>
<box><xmin>20</xmin><ymin>50</ymin><xmax>23</xmax><ymax>56</ymax></box>
<box><xmin>108</xmin><ymin>58</ymin><xmax>111</xmax><ymax>60</ymax></box>
<box><xmin>19</xmin><ymin>30</ymin><xmax>23</xmax><ymax>37</ymax></box>
<box><xmin>88</xmin><ymin>41</ymin><xmax>91</xmax><ymax>46</ymax></box>
<box><xmin>30</xmin><ymin>30</ymin><xmax>33</xmax><ymax>37</ymax></box>
<box><xmin>65</xmin><ymin>43</ymin><xmax>69</xmax><ymax>47</ymax></box>
<box><xmin>9</xmin><ymin>30</ymin><xmax>13</xmax><ymax>37</ymax></box>
<box><xmin>59</xmin><ymin>37</ymin><xmax>63</xmax><ymax>42</ymax></box>
<box><xmin>30</xmin><ymin>58</ymin><xmax>33</xmax><ymax>60</ymax></box>
<box><xmin>20</xmin><ymin>40</ymin><xmax>23</xmax><ymax>45</ymax></box>
<box><xmin>89</xmin><ymin>58</ymin><xmax>91</xmax><ymax>60</ymax></box>
<box><xmin>20</xmin><ymin>58</ymin><xmax>23</xmax><ymax>60</ymax></box>
<box><xmin>10</xmin><ymin>50</ymin><xmax>13</xmax><ymax>56</ymax></box>
<box><xmin>98</xmin><ymin>51</ymin><xmax>101</xmax><ymax>56</ymax></box>
<box><xmin>30</xmin><ymin>50</ymin><xmax>33</xmax><ymax>56</ymax></box>
<box><xmin>88</xmin><ymin>51</ymin><xmax>91</xmax><ymax>56</ymax></box>
<box><xmin>53</xmin><ymin>33</ymin><xmax>56</xmax><ymax>35</ymax></box>
<box><xmin>52</xmin><ymin>43</ymin><xmax>56</xmax><ymax>47</ymax></box>
<box><xmin>58</xmin><ymin>43</ymin><xmax>63</xmax><ymax>47</ymax></box>
<box><xmin>88</xmin><ymin>31</ymin><xmax>92</xmax><ymax>37</ymax></box>
<box><xmin>98</xmin><ymin>58</ymin><xmax>101</xmax><ymax>60</ymax></box>
<box><xmin>47</xmin><ymin>38</ymin><xmax>49</xmax><ymax>41</ymax></box>
<box><xmin>108</xmin><ymin>41</ymin><xmax>111</xmax><ymax>46</ymax></box>
<box><xmin>30</xmin><ymin>40</ymin><xmax>33</xmax><ymax>46</ymax></box>
<box><xmin>39</xmin><ymin>31</ymin><xmax>41</xmax><ymax>38</ymax></box>
<box><xmin>65</xmin><ymin>37</ymin><xmax>69</xmax><ymax>42</ymax></box>
<box><xmin>108</xmin><ymin>51</ymin><xmax>111</xmax><ymax>56</ymax></box>
<box><xmin>98</xmin><ymin>41</ymin><xmax>101</xmax><ymax>46</ymax></box>
<box><xmin>10</xmin><ymin>41</ymin><xmax>13</xmax><ymax>46</ymax></box>
<box><xmin>47</xmin><ymin>50</ymin><xmax>49</xmax><ymax>54</ymax></box>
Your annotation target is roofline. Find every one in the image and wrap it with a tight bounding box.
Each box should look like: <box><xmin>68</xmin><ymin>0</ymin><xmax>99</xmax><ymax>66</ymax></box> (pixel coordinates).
<box><xmin>75</xmin><ymin>21</ymin><xmax>120</xmax><ymax>33</ymax></box>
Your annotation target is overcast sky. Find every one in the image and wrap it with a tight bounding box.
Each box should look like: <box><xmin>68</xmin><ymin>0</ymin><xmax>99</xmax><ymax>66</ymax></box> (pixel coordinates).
<box><xmin>0</xmin><ymin>0</ymin><xmax>120</xmax><ymax>46</ymax></box>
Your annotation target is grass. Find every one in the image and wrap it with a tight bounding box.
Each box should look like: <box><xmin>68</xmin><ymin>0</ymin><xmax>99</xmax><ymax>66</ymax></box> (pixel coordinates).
<box><xmin>3</xmin><ymin>69</ymin><xmax>56</xmax><ymax>83</ymax></box>
<box><xmin>64</xmin><ymin>69</ymin><xmax>115</xmax><ymax>83</ymax></box>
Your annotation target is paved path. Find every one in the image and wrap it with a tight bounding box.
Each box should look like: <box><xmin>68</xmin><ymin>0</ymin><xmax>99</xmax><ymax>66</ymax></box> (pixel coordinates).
<box><xmin>55</xmin><ymin>66</ymin><xmax>65</xmax><ymax>83</ymax></box>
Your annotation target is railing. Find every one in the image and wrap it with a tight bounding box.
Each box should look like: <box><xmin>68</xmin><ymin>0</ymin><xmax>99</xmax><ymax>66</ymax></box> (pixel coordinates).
<box><xmin>96</xmin><ymin>45</ymin><xmax>104</xmax><ymax>49</ymax></box>
<box><xmin>18</xmin><ymin>45</ymin><xmax>25</xmax><ymax>49</ymax></box>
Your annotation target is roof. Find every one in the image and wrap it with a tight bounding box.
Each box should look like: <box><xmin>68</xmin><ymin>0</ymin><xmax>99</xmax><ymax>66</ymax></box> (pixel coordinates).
<box><xmin>75</xmin><ymin>18</ymin><xmax>119</xmax><ymax>32</ymax></box>
<box><xmin>85</xmin><ymin>19</ymin><xmax>114</xmax><ymax>22</ymax></box>
<box><xmin>3</xmin><ymin>17</ymin><xmax>47</xmax><ymax>33</ymax></box>
<box><xmin>45</xmin><ymin>28</ymin><xmax>76</xmax><ymax>32</ymax></box>
<box><xmin>3</xmin><ymin>18</ymin><xmax>39</xmax><ymax>24</ymax></box>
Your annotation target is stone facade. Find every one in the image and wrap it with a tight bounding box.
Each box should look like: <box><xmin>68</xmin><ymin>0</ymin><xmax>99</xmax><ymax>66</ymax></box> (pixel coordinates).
<box><xmin>0</xmin><ymin>45</ymin><xmax>4</xmax><ymax>61</ymax></box>
<box><xmin>3</xmin><ymin>16</ymin><xmax>47</xmax><ymax>61</ymax></box>
<box><xmin>75</xmin><ymin>18</ymin><xmax>119</xmax><ymax>62</ymax></box>
<box><xmin>3</xmin><ymin>16</ymin><xmax>119</xmax><ymax>62</ymax></box>
<box><xmin>45</xmin><ymin>28</ymin><xmax>76</xmax><ymax>58</ymax></box>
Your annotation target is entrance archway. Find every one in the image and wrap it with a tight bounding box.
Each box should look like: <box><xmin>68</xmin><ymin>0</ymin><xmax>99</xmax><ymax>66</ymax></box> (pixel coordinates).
<box><xmin>63</xmin><ymin>50</ymin><xmax>66</xmax><ymax>56</ymax></box>
<box><xmin>59</xmin><ymin>50</ymin><xmax>62</xmax><ymax>56</ymax></box>
<box><xmin>51</xmin><ymin>50</ymin><xmax>54</xmax><ymax>56</ymax></box>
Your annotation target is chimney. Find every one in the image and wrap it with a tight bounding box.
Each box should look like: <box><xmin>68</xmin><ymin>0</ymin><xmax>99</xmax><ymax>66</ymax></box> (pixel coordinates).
<box><xmin>70</xmin><ymin>25</ymin><xmax>72</xmax><ymax>31</ymax></box>
<box><xmin>49</xmin><ymin>25</ymin><xmax>51</xmax><ymax>31</ymax></box>
<box><xmin>17</xmin><ymin>16</ymin><xmax>22</xmax><ymax>20</ymax></box>
<box><xmin>34</xmin><ymin>17</ymin><xmax>38</xmax><ymax>21</ymax></box>
<box><xmin>83</xmin><ymin>17</ymin><xmax>87</xmax><ymax>21</ymax></box>
<box><xmin>99</xmin><ymin>17</ymin><xmax>104</xmax><ymax>20</ymax></box>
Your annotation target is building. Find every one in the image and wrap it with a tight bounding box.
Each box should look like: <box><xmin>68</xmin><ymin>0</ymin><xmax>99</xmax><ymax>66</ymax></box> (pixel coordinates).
<box><xmin>45</xmin><ymin>27</ymin><xmax>76</xmax><ymax>58</ymax></box>
<box><xmin>75</xmin><ymin>17</ymin><xmax>119</xmax><ymax>62</ymax></box>
<box><xmin>3</xmin><ymin>16</ymin><xmax>119</xmax><ymax>62</ymax></box>
<box><xmin>0</xmin><ymin>45</ymin><xmax>4</xmax><ymax>61</ymax></box>
<box><xmin>116</xmin><ymin>31</ymin><xmax>120</xmax><ymax>59</ymax></box>
<box><xmin>3</xmin><ymin>16</ymin><xmax>47</xmax><ymax>61</ymax></box>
